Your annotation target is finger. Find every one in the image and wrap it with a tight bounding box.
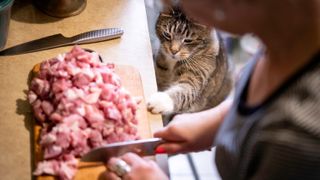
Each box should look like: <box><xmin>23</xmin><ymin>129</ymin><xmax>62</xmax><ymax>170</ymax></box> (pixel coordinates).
<box><xmin>153</xmin><ymin>129</ymin><xmax>167</xmax><ymax>139</ymax></box>
<box><xmin>155</xmin><ymin>143</ymin><xmax>185</xmax><ymax>154</ymax></box>
<box><xmin>107</xmin><ymin>157</ymin><xmax>132</xmax><ymax>178</ymax></box>
<box><xmin>107</xmin><ymin>157</ymin><xmax>127</xmax><ymax>174</ymax></box>
<box><xmin>147</xmin><ymin>159</ymin><xmax>159</xmax><ymax>169</ymax></box>
<box><xmin>107</xmin><ymin>157</ymin><xmax>121</xmax><ymax>169</ymax></box>
<box><xmin>154</xmin><ymin>126</ymin><xmax>185</xmax><ymax>142</ymax></box>
<box><xmin>103</xmin><ymin>171</ymin><xmax>121</xmax><ymax>180</ymax></box>
<box><xmin>154</xmin><ymin>126</ymin><xmax>178</xmax><ymax>141</ymax></box>
<box><xmin>121</xmin><ymin>152</ymin><xmax>145</xmax><ymax>166</ymax></box>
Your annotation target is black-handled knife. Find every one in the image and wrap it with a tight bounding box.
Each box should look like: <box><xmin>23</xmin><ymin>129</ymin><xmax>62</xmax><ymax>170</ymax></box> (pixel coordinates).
<box><xmin>0</xmin><ymin>28</ymin><xmax>124</xmax><ymax>56</ymax></box>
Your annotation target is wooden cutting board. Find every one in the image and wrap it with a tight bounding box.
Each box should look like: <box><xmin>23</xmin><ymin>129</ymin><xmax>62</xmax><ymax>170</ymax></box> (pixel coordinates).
<box><xmin>32</xmin><ymin>64</ymin><xmax>151</xmax><ymax>180</ymax></box>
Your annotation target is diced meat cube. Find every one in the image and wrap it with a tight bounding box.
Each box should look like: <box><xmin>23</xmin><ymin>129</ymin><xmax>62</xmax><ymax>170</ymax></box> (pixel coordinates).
<box><xmin>44</xmin><ymin>145</ymin><xmax>63</xmax><ymax>159</ymax></box>
<box><xmin>81</xmin><ymin>91</ymin><xmax>101</xmax><ymax>104</ymax></box>
<box><xmin>49</xmin><ymin>112</ymin><xmax>63</xmax><ymax>123</ymax></box>
<box><xmin>63</xmin><ymin>114</ymin><xmax>87</xmax><ymax>129</ymax></box>
<box><xmin>33</xmin><ymin>160</ymin><xmax>60</xmax><ymax>176</ymax></box>
<box><xmin>33</xmin><ymin>100</ymin><xmax>46</xmax><ymax>123</ymax></box>
<box><xmin>40</xmin><ymin>133</ymin><xmax>57</xmax><ymax>145</ymax></box>
<box><xmin>28</xmin><ymin>90</ymin><xmax>38</xmax><ymax>104</ymax></box>
<box><xmin>41</xmin><ymin>100</ymin><xmax>54</xmax><ymax>116</ymax></box>
<box><xmin>73</xmin><ymin>73</ymin><xmax>92</xmax><ymax>88</ymax></box>
<box><xmin>52</xmin><ymin>78</ymin><xmax>72</xmax><ymax>94</ymax></box>
<box><xmin>84</xmin><ymin>105</ymin><xmax>105</xmax><ymax>125</ymax></box>
<box><xmin>89</xmin><ymin>130</ymin><xmax>103</xmax><ymax>148</ymax></box>
<box><xmin>30</xmin><ymin>78</ymin><xmax>50</xmax><ymax>98</ymax></box>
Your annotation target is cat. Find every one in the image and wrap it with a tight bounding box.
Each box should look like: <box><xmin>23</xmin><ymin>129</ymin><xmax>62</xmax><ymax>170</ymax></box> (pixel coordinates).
<box><xmin>147</xmin><ymin>6</ymin><xmax>233</xmax><ymax>120</ymax></box>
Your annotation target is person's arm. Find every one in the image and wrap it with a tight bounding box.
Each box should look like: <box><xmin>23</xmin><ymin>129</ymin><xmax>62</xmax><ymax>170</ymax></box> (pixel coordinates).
<box><xmin>154</xmin><ymin>98</ymin><xmax>232</xmax><ymax>154</ymax></box>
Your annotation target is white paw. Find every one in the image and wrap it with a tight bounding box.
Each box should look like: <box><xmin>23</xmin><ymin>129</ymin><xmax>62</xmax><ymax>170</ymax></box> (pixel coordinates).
<box><xmin>147</xmin><ymin>92</ymin><xmax>174</xmax><ymax>114</ymax></box>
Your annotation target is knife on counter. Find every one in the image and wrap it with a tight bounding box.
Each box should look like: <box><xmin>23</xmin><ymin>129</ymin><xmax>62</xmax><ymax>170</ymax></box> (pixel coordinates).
<box><xmin>0</xmin><ymin>28</ymin><xmax>124</xmax><ymax>56</ymax></box>
<box><xmin>81</xmin><ymin>138</ymin><xmax>164</xmax><ymax>163</ymax></box>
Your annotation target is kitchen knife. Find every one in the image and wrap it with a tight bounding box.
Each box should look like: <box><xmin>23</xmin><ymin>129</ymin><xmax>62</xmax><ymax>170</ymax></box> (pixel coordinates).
<box><xmin>81</xmin><ymin>138</ymin><xmax>164</xmax><ymax>163</ymax></box>
<box><xmin>0</xmin><ymin>28</ymin><xmax>124</xmax><ymax>56</ymax></box>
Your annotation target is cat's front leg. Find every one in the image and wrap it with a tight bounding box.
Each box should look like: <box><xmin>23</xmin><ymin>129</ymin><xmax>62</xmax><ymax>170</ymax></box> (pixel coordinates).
<box><xmin>147</xmin><ymin>92</ymin><xmax>174</xmax><ymax>114</ymax></box>
<box><xmin>148</xmin><ymin>81</ymin><xmax>201</xmax><ymax>115</ymax></box>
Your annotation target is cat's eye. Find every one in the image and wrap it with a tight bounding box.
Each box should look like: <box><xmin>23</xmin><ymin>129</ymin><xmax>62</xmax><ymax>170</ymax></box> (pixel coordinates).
<box><xmin>163</xmin><ymin>31</ymin><xmax>171</xmax><ymax>40</ymax></box>
<box><xmin>184</xmin><ymin>38</ymin><xmax>193</xmax><ymax>44</ymax></box>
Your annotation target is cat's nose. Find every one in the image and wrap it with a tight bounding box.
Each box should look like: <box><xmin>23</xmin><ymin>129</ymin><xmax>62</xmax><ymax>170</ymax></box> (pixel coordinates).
<box><xmin>171</xmin><ymin>49</ymin><xmax>179</xmax><ymax>55</ymax></box>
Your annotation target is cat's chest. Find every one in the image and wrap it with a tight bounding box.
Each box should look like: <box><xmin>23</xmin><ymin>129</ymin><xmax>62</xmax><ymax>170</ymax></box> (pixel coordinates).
<box><xmin>165</xmin><ymin>59</ymin><xmax>177</xmax><ymax>72</ymax></box>
<box><xmin>157</xmin><ymin>55</ymin><xmax>178</xmax><ymax>72</ymax></box>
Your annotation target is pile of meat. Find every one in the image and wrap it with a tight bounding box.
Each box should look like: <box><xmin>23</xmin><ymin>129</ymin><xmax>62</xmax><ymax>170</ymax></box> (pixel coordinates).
<box><xmin>28</xmin><ymin>46</ymin><xmax>140</xmax><ymax>180</ymax></box>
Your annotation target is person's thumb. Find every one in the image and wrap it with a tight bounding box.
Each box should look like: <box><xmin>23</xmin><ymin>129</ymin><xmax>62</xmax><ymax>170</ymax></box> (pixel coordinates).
<box><xmin>153</xmin><ymin>127</ymin><xmax>170</xmax><ymax>139</ymax></box>
<box><xmin>154</xmin><ymin>125</ymin><xmax>184</xmax><ymax>141</ymax></box>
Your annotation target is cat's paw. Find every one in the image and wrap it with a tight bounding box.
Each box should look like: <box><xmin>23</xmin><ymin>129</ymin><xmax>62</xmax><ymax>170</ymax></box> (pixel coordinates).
<box><xmin>147</xmin><ymin>92</ymin><xmax>174</xmax><ymax>114</ymax></box>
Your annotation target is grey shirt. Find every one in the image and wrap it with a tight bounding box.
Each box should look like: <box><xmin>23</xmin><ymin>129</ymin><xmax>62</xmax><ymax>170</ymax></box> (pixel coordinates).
<box><xmin>215</xmin><ymin>51</ymin><xmax>320</xmax><ymax>180</ymax></box>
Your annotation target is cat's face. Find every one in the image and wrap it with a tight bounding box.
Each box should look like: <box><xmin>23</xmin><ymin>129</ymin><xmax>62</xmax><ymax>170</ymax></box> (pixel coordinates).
<box><xmin>156</xmin><ymin>8</ymin><xmax>212</xmax><ymax>61</ymax></box>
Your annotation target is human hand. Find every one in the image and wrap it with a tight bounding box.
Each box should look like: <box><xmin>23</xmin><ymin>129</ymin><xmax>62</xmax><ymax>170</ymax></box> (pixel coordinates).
<box><xmin>104</xmin><ymin>153</ymin><xmax>168</xmax><ymax>180</ymax></box>
<box><xmin>154</xmin><ymin>112</ymin><xmax>216</xmax><ymax>154</ymax></box>
<box><xmin>154</xmin><ymin>99</ymin><xmax>232</xmax><ymax>154</ymax></box>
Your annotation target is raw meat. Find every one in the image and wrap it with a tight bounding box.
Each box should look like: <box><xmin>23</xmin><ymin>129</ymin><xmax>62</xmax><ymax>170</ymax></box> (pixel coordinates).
<box><xmin>28</xmin><ymin>46</ymin><xmax>140</xmax><ymax>180</ymax></box>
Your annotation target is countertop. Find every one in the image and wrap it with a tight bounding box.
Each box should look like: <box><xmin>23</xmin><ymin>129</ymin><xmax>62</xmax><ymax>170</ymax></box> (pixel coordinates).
<box><xmin>0</xmin><ymin>0</ymin><xmax>165</xmax><ymax>179</ymax></box>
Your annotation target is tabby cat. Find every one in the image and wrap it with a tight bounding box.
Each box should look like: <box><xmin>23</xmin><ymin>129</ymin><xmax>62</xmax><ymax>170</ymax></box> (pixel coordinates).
<box><xmin>147</xmin><ymin>7</ymin><xmax>232</xmax><ymax>119</ymax></box>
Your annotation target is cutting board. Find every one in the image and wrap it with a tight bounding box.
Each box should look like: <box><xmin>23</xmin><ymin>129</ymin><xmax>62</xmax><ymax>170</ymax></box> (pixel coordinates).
<box><xmin>32</xmin><ymin>64</ymin><xmax>151</xmax><ymax>180</ymax></box>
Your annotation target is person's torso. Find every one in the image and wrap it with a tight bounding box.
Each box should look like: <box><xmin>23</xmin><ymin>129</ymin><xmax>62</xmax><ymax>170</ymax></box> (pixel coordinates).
<box><xmin>214</xmin><ymin>51</ymin><xmax>320</xmax><ymax>180</ymax></box>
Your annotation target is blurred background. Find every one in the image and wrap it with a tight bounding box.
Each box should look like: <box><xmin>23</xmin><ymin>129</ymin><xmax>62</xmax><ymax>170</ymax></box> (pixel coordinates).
<box><xmin>144</xmin><ymin>1</ymin><xmax>261</xmax><ymax>179</ymax></box>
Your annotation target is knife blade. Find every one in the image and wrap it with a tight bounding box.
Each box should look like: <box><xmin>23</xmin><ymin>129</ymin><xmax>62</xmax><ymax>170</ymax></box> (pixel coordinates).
<box><xmin>81</xmin><ymin>138</ymin><xmax>164</xmax><ymax>163</ymax></box>
<box><xmin>0</xmin><ymin>28</ymin><xmax>124</xmax><ymax>56</ymax></box>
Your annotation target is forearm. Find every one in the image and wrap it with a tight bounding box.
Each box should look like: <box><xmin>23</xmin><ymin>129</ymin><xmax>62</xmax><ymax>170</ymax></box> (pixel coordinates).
<box><xmin>192</xmin><ymin>98</ymin><xmax>232</xmax><ymax>148</ymax></box>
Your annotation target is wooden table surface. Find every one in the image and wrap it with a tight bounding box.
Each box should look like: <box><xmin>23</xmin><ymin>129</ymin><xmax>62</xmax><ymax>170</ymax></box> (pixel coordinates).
<box><xmin>0</xmin><ymin>0</ymin><xmax>165</xmax><ymax>179</ymax></box>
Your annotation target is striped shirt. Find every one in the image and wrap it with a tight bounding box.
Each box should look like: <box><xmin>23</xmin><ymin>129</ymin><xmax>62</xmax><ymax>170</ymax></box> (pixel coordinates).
<box><xmin>214</xmin><ymin>51</ymin><xmax>320</xmax><ymax>180</ymax></box>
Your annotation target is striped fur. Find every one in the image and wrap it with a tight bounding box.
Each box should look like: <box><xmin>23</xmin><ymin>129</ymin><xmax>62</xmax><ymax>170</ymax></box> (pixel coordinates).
<box><xmin>152</xmin><ymin>8</ymin><xmax>233</xmax><ymax>116</ymax></box>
